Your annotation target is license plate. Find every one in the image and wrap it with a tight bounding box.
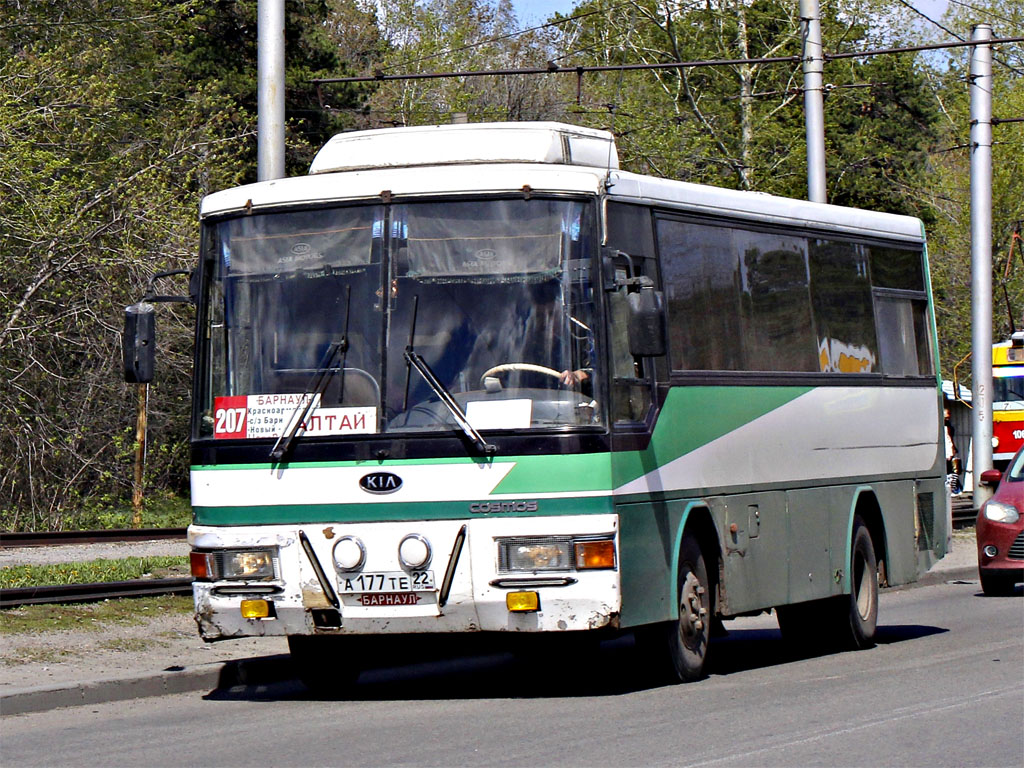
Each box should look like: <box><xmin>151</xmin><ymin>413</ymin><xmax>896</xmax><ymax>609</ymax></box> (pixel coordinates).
<box><xmin>337</xmin><ymin>570</ymin><xmax>435</xmax><ymax>594</ymax></box>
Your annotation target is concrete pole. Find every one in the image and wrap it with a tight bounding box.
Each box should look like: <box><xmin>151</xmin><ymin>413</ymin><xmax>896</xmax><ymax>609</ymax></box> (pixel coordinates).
<box><xmin>800</xmin><ymin>0</ymin><xmax>827</xmax><ymax>203</ymax></box>
<box><xmin>970</xmin><ymin>24</ymin><xmax>994</xmax><ymax>502</ymax></box>
<box><xmin>258</xmin><ymin>0</ymin><xmax>286</xmax><ymax>181</ymax></box>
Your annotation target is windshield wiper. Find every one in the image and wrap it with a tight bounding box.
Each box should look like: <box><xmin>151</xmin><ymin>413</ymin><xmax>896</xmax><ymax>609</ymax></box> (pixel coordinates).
<box><xmin>270</xmin><ymin>337</ymin><xmax>346</xmax><ymax>463</ymax></box>
<box><xmin>270</xmin><ymin>286</ymin><xmax>353</xmax><ymax>464</ymax></box>
<box><xmin>403</xmin><ymin>295</ymin><xmax>496</xmax><ymax>455</ymax></box>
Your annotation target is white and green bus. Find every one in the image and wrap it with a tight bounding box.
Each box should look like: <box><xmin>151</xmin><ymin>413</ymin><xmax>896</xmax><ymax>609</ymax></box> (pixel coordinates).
<box><xmin>127</xmin><ymin>122</ymin><xmax>950</xmax><ymax>687</ymax></box>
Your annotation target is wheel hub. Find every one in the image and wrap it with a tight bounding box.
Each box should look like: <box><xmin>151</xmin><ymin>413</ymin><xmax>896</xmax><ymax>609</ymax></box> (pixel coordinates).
<box><xmin>678</xmin><ymin>572</ymin><xmax>707</xmax><ymax>647</ymax></box>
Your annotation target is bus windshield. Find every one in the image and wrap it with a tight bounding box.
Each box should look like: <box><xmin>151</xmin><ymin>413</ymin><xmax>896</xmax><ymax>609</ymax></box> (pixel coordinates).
<box><xmin>197</xmin><ymin>197</ymin><xmax>601</xmax><ymax>441</ymax></box>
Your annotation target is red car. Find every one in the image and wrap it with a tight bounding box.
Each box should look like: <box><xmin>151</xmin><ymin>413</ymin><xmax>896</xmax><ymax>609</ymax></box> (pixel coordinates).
<box><xmin>977</xmin><ymin>448</ymin><xmax>1024</xmax><ymax>596</ymax></box>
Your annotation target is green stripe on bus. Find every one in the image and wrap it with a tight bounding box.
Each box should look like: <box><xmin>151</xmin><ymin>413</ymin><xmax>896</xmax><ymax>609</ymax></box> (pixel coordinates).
<box><xmin>192</xmin><ymin>495</ymin><xmax>614</xmax><ymax>526</ymax></box>
<box><xmin>490</xmin><ymin>453</ymin><xmax>614</xmax><ymax>494</ymax></box>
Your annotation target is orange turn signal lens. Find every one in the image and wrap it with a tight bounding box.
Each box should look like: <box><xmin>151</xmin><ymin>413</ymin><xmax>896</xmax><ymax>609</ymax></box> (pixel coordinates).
<box><xmin>574</xmin><ymin>540</ymin><xmax>616</xmax><ymax>570</ymax></box>
<box><xmin>506</xmin><ymin>591</ymin><xmax>540</xmax><ymax>612</ymax></box>
<box><xmin>190</xmin><ymin>551</ymin><xmax>210</xmax><ymax>579</ymax></box>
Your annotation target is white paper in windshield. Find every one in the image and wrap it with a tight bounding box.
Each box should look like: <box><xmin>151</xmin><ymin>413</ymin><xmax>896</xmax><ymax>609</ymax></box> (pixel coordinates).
<box><xmin>465</xmin><ymin>399</ymin><xmax>532</xmax><ymax>430</ymax></box>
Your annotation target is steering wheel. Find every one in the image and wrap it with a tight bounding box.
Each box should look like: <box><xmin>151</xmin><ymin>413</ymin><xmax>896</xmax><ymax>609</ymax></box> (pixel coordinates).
<box><xmin>480</xmin><ymin>363</ymin><xmax>563</xmax><ymax>387</ymax></box>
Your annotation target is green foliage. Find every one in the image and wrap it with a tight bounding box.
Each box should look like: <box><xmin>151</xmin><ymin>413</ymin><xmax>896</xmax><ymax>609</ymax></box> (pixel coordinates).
<box><xmin>0</xmin><ymin>596</ymin><xmax>194</xmax><ymax>635</ymax></box>
<box><xmin>0</xmin><ymin>556</ymin><xmax>189</xmax><ymax>589</ymax></box>
<box><xmin>0</xmin><ymin>0</ymin><xmax>376</xmax><ymax>531</ymax></box>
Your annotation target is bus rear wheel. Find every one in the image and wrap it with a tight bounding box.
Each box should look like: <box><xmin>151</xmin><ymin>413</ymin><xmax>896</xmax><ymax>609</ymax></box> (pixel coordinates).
<box><xmin>839</xmin><ymin>517</ymin><xmax>878</xmax><ymax>649</ymax></box>
<box><xmin>776</xmin><ymin>517</ymin><xmax>878</xmax><ymax>652</ymax></box>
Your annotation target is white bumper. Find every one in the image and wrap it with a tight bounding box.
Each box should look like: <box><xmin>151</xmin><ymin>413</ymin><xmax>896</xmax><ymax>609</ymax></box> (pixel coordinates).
<box><xmin>190</xmin><ymin>514</ymin><xmax>620</xmax><ymax>639</ymax></box>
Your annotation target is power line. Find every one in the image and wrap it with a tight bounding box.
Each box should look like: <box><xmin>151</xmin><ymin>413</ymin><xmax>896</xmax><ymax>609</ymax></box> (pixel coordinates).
<box><xmin>313</xmin><ymin>36</ymin><xmax>1024</xmax><ymax>85</ymax></box>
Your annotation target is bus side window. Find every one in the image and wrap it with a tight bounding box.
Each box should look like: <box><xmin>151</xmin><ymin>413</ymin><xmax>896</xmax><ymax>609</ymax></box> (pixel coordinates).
<box><xmin>608</xmin><ymin>263</ymin><xmax>655</xmax><ymax>424</ymax></box>
<box><xmin>604</xmin><ymin>202</ymin><xmax>660</xmax><ymax>426</ymax></box>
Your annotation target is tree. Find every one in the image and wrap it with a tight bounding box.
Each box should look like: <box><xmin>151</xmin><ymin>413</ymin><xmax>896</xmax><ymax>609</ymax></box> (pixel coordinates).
<box><xmin>552</xmin><ymin>0</ymin><xmax>940</xmax><ymax>215</ymax></box>
<box><xmin>340</xmin><ymin>0</ymin><xmax>564</xmax><ymax>125</ymax></box>
<box><xmin>0</xmin><ymin>0</ymin><xmax>373</xmax><ymax>529</ymax></box>
<box><xmin>914</xmin><ymin>0</ymin><xmax>1024</xmax><ymax>374</ymax></box>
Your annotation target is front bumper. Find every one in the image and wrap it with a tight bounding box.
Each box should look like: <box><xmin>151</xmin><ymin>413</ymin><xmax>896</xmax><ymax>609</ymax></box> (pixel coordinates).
<box><xmin>190</xmin><ymin>514</ymin><xmax>620</xmax><ymax>640</ymax></box>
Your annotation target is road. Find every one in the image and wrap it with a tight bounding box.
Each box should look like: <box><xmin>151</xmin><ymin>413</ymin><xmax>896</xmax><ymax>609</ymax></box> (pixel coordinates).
<box><xmin>3</xmin><ymin>579</ymin><xmax>1021</xmax><ymax>768</ymax></box>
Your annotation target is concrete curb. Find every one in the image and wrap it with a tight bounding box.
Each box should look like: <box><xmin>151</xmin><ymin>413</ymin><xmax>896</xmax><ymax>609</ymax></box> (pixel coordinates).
<box><xmin>0</xmin><ymin>654</ymin><xmax>294</xmax><ymax>717</ymax></box>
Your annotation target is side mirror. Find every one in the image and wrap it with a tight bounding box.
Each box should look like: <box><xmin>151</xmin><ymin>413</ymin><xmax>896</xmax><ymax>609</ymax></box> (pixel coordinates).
<box><xmin>627</xmin><ymin>285</ymin><xmax>666</xmax><ymax>357</ymax></box>
<box><xmin>979</xmin><ymin>468</ymin><xmax>1003</xmax><ymax>487</ymax></box>
<box><xmin>123</xmin><ymin>302</ymin><xmax>155</xmax><ymax>383</ymax></box>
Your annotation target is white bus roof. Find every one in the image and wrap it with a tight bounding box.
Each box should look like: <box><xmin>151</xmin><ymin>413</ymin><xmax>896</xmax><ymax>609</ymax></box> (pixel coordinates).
<box><xmin>200</xmin><ymin>122</ymin><xmax>924</xmax><ymax>244</ymax></box>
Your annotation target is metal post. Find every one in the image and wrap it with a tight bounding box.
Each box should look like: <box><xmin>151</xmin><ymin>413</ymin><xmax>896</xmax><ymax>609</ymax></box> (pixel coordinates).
<box><xmin>258</xmin><ymin>0</ymin><xmax>286</xmax><ymax>181</ymax></box>
<box><xmin>800</xmin><ymin>0</ymin><xmax>827</xmax><ymax>203</ymax></box>
<box><xmin>132</xmin><ymin>383</ymin><xmax>148</xmax><ymax>528</ymax></box>
<box><xmin>970</xmin><ymin>24</ymin><xmax>994</xmax><ymax>503</ymax></box>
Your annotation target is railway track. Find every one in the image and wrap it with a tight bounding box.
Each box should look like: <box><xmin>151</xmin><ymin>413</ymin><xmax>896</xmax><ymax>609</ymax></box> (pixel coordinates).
<box><xmin>1</xmin><ymin>527</ymin><xmax>191</xmax><ymax>607</ymax></box>
<box><xmin>0</xmin><ymin>527</ymin><xmax>188</xmax><ymax>548</ymax></box>
<box><xmin>0</xmin><ymin>578</ymin><xmax>193</xmax><ymax>609</ymax></box>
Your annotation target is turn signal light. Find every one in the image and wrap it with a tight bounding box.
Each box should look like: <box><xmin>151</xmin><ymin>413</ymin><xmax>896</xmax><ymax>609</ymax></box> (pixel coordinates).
<box><xmin>240</xmin><ymin>599</ymin><xmax>271</xmax><ymax>619</ymax></box>
<box><xmin>506</xmin><ymin>591</ymin><xmax>540</xmax><ymax>612</ymax></box>
<box><xmin>190</xmin><ymin>551</ymin><xmax>210</xmax><ymax>579</ymax></box>
<box><xmin>574</xmin><ymin>540</ymin><xmax>616</xmax><ymax>569</ymax></box>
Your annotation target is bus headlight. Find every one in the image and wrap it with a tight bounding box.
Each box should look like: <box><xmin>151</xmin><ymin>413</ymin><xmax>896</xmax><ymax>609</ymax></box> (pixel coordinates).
<box><xmin>333</xmin><ymin>536</ymin><xmax>366</xmax><ymax>572</ymax></box>
<box><xmin>398</xmin><ymin>534</ymin><xmax>432</xmax><ymax>569</ymax></box>
<box><xmin>497</xmin><ymin>536</ymin><xmax>616</xmax><ymax>573</ymax></box>
<box><xmin>191</xmin><ymin>549</ymin><xmax>279</xmax><ymax>581</ymax></box>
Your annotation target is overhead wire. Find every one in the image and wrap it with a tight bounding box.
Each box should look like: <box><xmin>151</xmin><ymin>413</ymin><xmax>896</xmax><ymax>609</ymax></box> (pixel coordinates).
<box><xmin>313</xmin><ymin>36</ymin><xmax>1024</xmax><ymax>84</ymax></box>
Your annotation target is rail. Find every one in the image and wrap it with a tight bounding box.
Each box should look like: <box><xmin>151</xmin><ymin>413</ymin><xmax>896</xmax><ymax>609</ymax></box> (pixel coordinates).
<box><xmin>0</xmin><ymin>578</ymin><xmax>194</xmax><ymax>608</ymax></box>
<box><xmin>0</xmin><ymin>528</ymin><xmax>187</xmax><ymax>548</ymax></box>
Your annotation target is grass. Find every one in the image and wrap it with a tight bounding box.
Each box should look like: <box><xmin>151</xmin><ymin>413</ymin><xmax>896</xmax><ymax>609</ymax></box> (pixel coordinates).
<box><xmin>0</xmin><ymin>595</ymin><xmax>194</xmax><ymax>635</ymax></box>
<box><xmin>0</xmin><ymin>556</ymin><xmax>189</xmax><ymax>590</ymax></box>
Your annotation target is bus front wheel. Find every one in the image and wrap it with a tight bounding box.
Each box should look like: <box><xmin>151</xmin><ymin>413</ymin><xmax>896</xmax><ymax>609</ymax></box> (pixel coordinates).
<box><xmin>639</xmin><ymin>532</ymin><xmax>712</xmax><ymax>683</ymax></box>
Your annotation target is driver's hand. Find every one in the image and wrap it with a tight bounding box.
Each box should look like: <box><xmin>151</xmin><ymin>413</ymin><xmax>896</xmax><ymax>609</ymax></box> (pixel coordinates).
<box><xmin>560</xmin><ymin>369</ymin><xmax>588</xmax><ymax>387</ymax></box>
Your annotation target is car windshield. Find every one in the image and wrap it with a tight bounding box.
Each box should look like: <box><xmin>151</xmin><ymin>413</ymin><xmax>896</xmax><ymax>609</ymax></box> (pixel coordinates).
<box><xmin>197</xmin><ymin>197</ymin><xmax>601</xmax><ymax>442</ymax></box>
<box><xmin>1007</xmin><ymin>450</ymin><xmax>1024</xmax><ymax>482</ymax></box>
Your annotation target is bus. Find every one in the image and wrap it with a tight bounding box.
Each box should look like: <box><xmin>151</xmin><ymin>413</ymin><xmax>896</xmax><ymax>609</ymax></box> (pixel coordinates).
<box><xmin>992</xmin><ymin>333</ymin><xmax>1024</xmax><ymax>467</ymax></box>
<box><xmin>124</xmin><ymin>122</ymin><xmax>950</xmax><ymax>688</ymax></box>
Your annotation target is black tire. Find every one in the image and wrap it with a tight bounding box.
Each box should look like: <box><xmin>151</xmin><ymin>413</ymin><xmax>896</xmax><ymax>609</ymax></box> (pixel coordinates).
<box><xmin>638</xmin><ymin>532</ymin><xmax>713</xmax><ymax>683</ymax></box>
<box><xmin>776</xmin><ymin>517</ymin><xmax>877</xmax><ymax>652</ymax></box>
<box><xmin>838</xmin><ymin>517</ymin><xmax>878</xmax><ymax>649</ymax></box>
<box><xmin>288</xmin><ymin>635</ymin><xmax>362</xmax><ymax>695</ymax></box>
<box><xmin>980</xmin><ymin>570</ymin><xmax>1017</xmax><ymax>597</ymax></box>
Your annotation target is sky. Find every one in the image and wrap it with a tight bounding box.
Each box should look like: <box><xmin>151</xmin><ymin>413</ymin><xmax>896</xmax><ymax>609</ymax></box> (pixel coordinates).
<box><xmin>511</xmin><ymin>0</ymin><xmax>954</xmax><ymax>27</ymax></box>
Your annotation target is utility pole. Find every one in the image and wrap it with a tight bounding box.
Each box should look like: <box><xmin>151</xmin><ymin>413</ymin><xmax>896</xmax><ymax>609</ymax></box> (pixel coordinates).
<box><xmin>132</xmin><ymin>383</ymin><xmax>148</xmax><ymax>527</ymax></box>
<box><xmin>800</xmin><ymin>0</ymin><xmax>827</xmax><ymax>203</ymax></box>
<box><xmin>258</xmin><ymin>0</ymin><xmax>286</xmax><ymax>181</ymax></box>
<box><xmin>970</xmin><ymin>24</ymin><xmax>994</xmax><ymax>504</ymax></box>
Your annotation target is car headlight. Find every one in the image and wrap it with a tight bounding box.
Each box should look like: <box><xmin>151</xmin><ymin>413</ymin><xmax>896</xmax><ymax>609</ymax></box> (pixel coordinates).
<box><xmin>191</xmin><ymin>548</ymin><xmax>279</xmax><ymax>581</ymax></box>
<box><xmin>983</xmin><ymin>501</ymin><xmax>1021</xmax><ymax>524</ymax></box>
<box><xmin>497</xmin><ymin>536</ymin><xmax>615</xmax><ymax>573</ymax></box>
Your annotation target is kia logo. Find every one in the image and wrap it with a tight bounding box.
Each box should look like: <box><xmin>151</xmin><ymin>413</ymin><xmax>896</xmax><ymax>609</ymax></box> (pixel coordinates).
<box><xmin>359</xmin><ymin>472</ymin><xmax>403</xmax><ymax>494</ymax></box>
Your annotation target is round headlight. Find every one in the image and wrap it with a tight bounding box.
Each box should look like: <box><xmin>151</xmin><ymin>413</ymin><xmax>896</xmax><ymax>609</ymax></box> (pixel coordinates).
<box><xmin>332</xmin><ymin>536</ymin><xmax>366</xmax><ymax>572</ymax></box>
<box><xmin>398</xmin><ymin>534</ymin><xmax>431</xmax><ymax>569</ymax></box>
<box><xmin>983</xmin><ymin>500</ymin><xmax>1020</xmax><ymax>524</ymax></box>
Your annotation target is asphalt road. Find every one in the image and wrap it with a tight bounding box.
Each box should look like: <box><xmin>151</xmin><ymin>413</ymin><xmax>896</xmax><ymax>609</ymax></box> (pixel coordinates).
<box><xmin>3</xmin><ymin>579</ymin><xmax>1021</xmax><ymax>768</ymax></box>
